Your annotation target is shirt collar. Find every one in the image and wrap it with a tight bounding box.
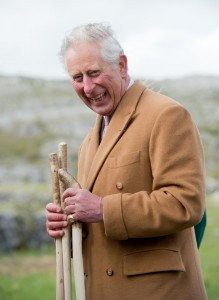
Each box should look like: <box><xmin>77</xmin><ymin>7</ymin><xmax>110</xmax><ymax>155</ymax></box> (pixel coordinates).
<box><xmin>127</xmin><ymin>78</ymin><xmax>134</xmax><ymax>90</ymax></box>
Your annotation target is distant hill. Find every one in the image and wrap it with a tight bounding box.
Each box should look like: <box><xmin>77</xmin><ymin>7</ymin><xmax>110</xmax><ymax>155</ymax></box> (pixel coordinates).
<box><xmin>1</xmin><ymin>74</ymin><xmax>218</xmax><ymax>252</ymax></box>
<box><xmin>0</xmin><ymin>75</ymin><xmax>218</xmax><ymax>189</ymax></box>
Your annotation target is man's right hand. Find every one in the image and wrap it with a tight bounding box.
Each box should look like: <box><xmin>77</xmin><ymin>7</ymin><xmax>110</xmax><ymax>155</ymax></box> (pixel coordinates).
<box><xmin>46</xmin><ymin>203</ymin><xmax>68</xmax><ymax>238</ymax></box>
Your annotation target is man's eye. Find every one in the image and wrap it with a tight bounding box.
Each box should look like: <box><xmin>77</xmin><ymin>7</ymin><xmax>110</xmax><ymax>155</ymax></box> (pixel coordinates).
<box><xmin>73</xmin><ymin>75</ymin><xmax>83</xmax><ymax>82</ymax></box>
<box><xmin>90</xmin><ymin>71</ymin><xmax>100</xmax><ymax>77</ymax></box>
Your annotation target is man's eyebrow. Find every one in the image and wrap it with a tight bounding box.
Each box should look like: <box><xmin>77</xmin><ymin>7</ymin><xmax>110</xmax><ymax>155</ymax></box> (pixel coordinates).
<box><xmin>72</xmin><ymin>71</ymin><xmax>82</xmax><ymax>77</ymax></box>
<box><xmin>71</xmin><ymin>69</ymin><xmax>100</xmax><ymax>78</ymax></box>
<box><xmin>87</xmin><ymin>69</ymin><xmax>100</xmax><ymax>75</ymax></box>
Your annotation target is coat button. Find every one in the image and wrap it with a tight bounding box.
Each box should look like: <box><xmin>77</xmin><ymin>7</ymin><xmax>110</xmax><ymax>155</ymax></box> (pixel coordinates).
<box><xmin>106</xmin><ymin>268</ymin><xmax>114</xmax><ymax>276</ymax></box>
<box><xmin>116</xmin><ymin>182</ymin><xmax>123</xmax><ymax>190</ymax></box>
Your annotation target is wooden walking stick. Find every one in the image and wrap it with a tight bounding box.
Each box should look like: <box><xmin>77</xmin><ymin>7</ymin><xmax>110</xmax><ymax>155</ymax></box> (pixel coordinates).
<box><xmin>49</xmin><ymin>153</ymin><xmax>65</xmax><ymax>300</ymax></box>
<box><xmin>59</xmin><ymin>168</ymin><xmax>86</xmax><ymax>300</ymax></box>
<box><xmin>58</xmin><ymin>142</ymin><xmax>72</xmax><ymax>300</ymax></box>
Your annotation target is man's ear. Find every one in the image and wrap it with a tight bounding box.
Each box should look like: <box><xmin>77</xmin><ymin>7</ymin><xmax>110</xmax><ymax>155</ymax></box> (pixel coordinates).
<box><xmin>119</xmin><ymin>54</ymin><xmax>128</xmax><ymax>77</ymax></box>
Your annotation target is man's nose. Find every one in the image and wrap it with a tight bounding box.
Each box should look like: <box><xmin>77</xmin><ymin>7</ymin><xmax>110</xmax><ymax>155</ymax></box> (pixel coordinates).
<box><xmin>83</xmin><ymin>75</ymin><xmax>95</xmax><ymax>95</ymax></box>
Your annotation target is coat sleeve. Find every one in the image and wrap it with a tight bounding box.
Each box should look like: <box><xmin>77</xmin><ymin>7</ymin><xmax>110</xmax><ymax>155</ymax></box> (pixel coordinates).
<box><xmin>103</xmin><ymin>104</ymin><xmax>206</xmax><ymax>240</ymax></box>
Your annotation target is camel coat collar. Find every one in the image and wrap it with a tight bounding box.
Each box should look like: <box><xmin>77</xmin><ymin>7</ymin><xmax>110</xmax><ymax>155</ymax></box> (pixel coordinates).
<box><xmin>85</xmin><ymin>80</ymin><xmax>146</xmax><ymax>190</ymax></box>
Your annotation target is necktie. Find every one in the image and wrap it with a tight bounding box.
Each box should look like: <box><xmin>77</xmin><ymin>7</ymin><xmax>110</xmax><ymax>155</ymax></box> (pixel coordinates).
<box><xmin>102</xmin><ymin>116</ymin><xmax>111</xmax><ymax>138</ymax></box>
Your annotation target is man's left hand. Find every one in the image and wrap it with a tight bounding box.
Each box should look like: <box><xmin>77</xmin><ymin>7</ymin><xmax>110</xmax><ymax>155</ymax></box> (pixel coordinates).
<box><xmin>62</xmin><ymin>187</ymin><xmax>103</xmax><ymax>223</ymax></box>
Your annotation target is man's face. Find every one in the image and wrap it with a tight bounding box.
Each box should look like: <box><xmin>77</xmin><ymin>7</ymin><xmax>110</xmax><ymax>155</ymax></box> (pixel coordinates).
<box><xmin>65</xmin><ymin>43</ymin><xmax>128</xmax><ymax>116</ymax></box>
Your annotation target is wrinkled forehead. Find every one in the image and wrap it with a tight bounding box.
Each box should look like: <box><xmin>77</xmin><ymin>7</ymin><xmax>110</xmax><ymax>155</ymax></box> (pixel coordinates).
<box><xmin>65</xmin><ymin>42</ymin><xmax>108</xmax><ymax>74</ymax></box>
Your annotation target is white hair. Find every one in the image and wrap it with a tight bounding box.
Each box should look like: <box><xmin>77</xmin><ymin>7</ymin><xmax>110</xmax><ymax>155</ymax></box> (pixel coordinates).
<box><xmin>59</xmin><ymin>23</ymin><xmax>124</xmax><ymax>69</ymax></box>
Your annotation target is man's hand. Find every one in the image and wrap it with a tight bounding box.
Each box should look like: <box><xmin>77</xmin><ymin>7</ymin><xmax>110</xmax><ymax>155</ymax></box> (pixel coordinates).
<box><xmin>63</xmin><ymin>187</ymin><xmax>103</xmax><ymax>223</ymax></box>
<box><xmin>46</xmin><ymin>203</ymin><xmax>68</xmax><ymax>238</ymax></box>
<box><xmin>46</xmin><ymin>188</ymin><xmax>103</xmax><ymax>238</ymax></box>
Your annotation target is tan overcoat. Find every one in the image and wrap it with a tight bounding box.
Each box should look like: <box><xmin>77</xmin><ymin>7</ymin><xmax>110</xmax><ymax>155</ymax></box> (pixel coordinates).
<box><xmin>77</xmin><ymin>81</ymin><xmax>207</xmax><ymax>300</ymax></box>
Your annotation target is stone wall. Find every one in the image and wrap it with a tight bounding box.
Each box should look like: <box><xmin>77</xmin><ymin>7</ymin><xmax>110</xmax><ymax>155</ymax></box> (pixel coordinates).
<box><xmin>0</xmin><ymin>212</ymin><xmax>53</xmax><ymax>252</ymax></box>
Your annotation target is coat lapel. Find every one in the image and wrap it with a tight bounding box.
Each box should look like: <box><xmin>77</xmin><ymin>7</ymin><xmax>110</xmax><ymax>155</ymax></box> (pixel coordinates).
<box><xmin>85</xmin><ymin>81</ymin><xmax>146</xmax><ymax>190</ymax></box>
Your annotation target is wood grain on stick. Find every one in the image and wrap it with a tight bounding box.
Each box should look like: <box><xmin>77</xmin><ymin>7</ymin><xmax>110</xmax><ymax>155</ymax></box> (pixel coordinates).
<box><xmin>58</xmin><ymin>142</ymin><xmax>72</xmax><ymax>300</ymax></box>
<box><xmin>59</xmin><ymin>168</ymin><xmax>86</xmax><ymax>300</ymax></box>
<box><xmin>49</xmin><ymin>152</ymin><xmax>64</xmax><ymax>300</ymax></box>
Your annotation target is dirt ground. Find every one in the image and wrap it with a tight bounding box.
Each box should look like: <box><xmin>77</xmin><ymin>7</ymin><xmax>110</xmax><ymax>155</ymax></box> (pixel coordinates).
<box><xmin>0</xmin><ymin>255</ymin><xmax>55</xmax><ymax>277</ymax></box>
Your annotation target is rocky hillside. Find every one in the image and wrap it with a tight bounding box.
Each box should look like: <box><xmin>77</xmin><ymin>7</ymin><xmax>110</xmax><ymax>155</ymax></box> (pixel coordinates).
<box><xmin>0</xmin><ymin>76</ymin><xmax>95</xmax><ymax>183</ymax></box>
<box><xmin>0</xmin><ymin>74</ymin><xmax>218</xmax><ymax>251</ymax></box>
<box><xmin>0</xmin><ymin>75</ymin><xmax>218</xmax><ymax>187</ymax></box>
<box><xmin>150</xmin><ymin>75</ymin><xmax>219</xmax><ymax>186</ymax></box>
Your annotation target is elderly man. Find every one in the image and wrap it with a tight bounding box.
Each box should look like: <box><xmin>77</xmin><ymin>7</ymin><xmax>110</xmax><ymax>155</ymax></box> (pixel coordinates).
<box><xmin>46</xmin><ymin>23</ymin><xmax>207</xmax><ymax>299</ymax></box>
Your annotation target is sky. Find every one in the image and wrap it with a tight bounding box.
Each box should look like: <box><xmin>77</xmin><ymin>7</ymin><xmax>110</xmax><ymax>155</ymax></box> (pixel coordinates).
<box><xmin>0</xmin><ymin>0</ymin><xmax>219</xmax><ymax>80</ymax></box>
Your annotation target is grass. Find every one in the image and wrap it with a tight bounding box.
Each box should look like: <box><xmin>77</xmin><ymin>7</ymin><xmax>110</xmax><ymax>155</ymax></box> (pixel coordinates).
<box><xmin>0</xmin><ymin>248</ymin><xmax>76</xmax><ymax>300</ymax></box>
<box><xmin>0</xmin><ymin>130</ymin><xmax>54</xmax><ymax>163</ymax></box>
<box><xmin>0</xmin><ymin>249</ymin><xmax>56</xmax><ymax>300</ymax></box>
<box><xmin>0</xmin><ymin>182</ymin><xmax>49</xmax><ymax>192</ymax></box>
<box><xmin>0</xmin><ymin>194</ymin><xmax>218</xmax><ymax>299</ymax></box>
<box><xmin>0</xmin><ymin>271</ymin><xmax>56</xmax><ymax>300</ymax></box>
<box><xmin>0</xmin><ymin>182</ymin><xmax>50</xmax><ymax>212</ymax></box>
<box><xmin>199</xmin><ymin>194</ymin><xmax>219</xmax><ymax>300</ymax></box>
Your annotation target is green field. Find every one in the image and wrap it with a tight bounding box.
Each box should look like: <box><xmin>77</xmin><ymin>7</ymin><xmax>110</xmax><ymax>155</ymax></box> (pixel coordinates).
<box><xmin>199</xmin><ymin>194</ymin><xmax>219</xmax><ymax>299</ymax></box>
<box><xmin>0</xmin><ymin>249</ymin><xmax>56</xmax><ymax>300</ymax></box>
<box><xmin>0</xmin><ymin>195</ymin><xmax>218</xmax><ymax>299</ymax></box>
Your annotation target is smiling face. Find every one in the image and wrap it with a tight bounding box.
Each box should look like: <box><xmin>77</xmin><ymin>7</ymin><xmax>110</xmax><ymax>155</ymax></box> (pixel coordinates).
<box><xmin>65</xmin><ymin>42</ymin><xmax>129</xmax><ymax>116</ymax></box>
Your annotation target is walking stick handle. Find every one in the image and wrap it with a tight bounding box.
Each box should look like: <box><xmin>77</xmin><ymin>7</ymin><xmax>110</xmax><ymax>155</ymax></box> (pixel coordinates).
<box><xmin>58</xmin><ymin>169</ymin><xmax>81</xmax><ymax>188</ymax></box>
<box><xmin>49</xmin><ymin>153</ymin><xmax>61</xmax><ymax>205</ymax></box>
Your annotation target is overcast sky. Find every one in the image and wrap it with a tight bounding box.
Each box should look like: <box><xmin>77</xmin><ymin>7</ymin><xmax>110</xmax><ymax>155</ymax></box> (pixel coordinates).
<box><xmin>0</xmin><ymin>0</ymin><xmax>218</xmax><ymax>80</ymax></box>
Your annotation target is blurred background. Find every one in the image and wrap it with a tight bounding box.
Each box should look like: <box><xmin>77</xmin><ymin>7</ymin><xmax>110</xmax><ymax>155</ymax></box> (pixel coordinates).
<box><xmin>0</xmin><ymin>0</ymin><xmax>218</xmax><ymax>299</ymax></box>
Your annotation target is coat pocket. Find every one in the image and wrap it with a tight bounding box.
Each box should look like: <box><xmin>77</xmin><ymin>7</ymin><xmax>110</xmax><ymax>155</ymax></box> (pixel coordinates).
<box><xmin>108</xmin><ymin>151</ymin><xmax>140</xmax><ymax>168</ymax></box>
<box><xmin>123</xmin><ymin>249</ymin><xmax>185</xmax><ymax>276</ymax></box>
